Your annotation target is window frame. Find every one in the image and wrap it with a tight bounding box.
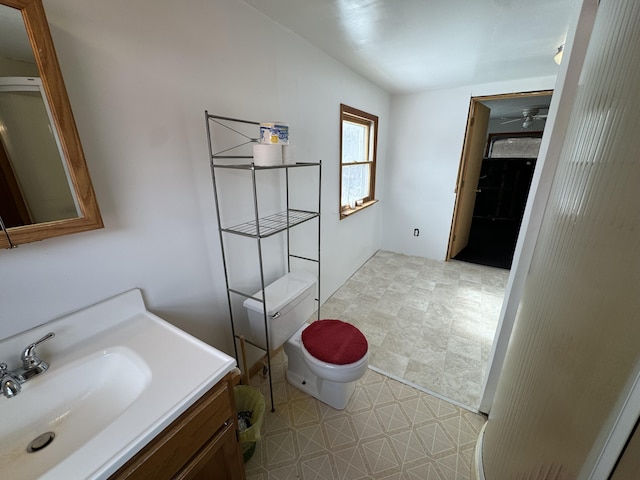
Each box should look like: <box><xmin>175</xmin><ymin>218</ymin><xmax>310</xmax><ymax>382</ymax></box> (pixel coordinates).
<box><xmin>339</xmin><ymin>104</ymin><xmax>378</xmax><ymax>219</ymax></box>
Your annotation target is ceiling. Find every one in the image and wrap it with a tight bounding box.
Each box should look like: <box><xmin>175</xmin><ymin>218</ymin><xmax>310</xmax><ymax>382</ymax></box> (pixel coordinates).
<box><xmin>1</xmin><ymin>1</ymin><xmax>568</xmax><ymax>120</ymax></box>
<box><xmin>482</xmin><ymin>94</ymin><xmax>552</xmax><ymax>120</ymax></box>
<box><xmin>243</xmin><ymin>0</ymin><xmax>578</xmax><ymax>95</ymax></box>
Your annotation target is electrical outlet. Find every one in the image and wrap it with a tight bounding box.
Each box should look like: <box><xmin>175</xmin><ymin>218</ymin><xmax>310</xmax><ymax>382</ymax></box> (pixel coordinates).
<box><xmin>414</xmin><ymin>228</ymin><xmax>419</xmax><ymax>237</ymax></box>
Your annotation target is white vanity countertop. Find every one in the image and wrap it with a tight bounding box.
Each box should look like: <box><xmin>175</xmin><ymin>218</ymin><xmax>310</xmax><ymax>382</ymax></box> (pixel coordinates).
<box><xmin>0</xmin><ymin>289</ymin><xmax>236</xmax><ymax>480</ymax></box>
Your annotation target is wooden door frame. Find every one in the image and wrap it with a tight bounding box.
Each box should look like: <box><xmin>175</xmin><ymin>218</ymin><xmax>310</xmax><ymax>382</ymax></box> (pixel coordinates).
<box><xmin>446</xmin><ymin>90</ymin><xmax>554</xmax><ymax>261</ymax></box>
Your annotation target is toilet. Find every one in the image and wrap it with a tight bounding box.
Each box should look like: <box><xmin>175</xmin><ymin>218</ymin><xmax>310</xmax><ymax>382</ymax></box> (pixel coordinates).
<box><xmin>285</xmin><ymin>319</ymin><xmax>368</xmax><ymax>410</ymax></box>
<box><xmin>243</xmin><ymin>272</ymin><xmax>368</xmax><ymax>410</ymax></box>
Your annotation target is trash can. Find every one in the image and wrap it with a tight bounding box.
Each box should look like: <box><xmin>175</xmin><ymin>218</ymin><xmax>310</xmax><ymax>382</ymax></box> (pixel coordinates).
<box><xmin>234</xmin><ymin>385</ymin><xmax>265</xmax><ymax>463</ymax></box>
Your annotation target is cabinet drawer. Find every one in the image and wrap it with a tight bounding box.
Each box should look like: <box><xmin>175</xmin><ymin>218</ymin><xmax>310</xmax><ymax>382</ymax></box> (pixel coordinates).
<box><xmin>111</xmin><ymin>377</ymin><xmax>234</xmax><ymax>479</ymax></box>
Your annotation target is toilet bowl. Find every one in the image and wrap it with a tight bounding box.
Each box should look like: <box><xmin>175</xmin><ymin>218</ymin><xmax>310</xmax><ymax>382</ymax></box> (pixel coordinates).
<box><xmin>285</xmin><ymin>320</ymin><xmax>368</xmax><ymax>410</ymax></box>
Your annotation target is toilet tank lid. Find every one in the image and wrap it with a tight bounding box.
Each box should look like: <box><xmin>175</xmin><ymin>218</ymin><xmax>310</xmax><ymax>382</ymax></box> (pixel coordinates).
<box><xmin>243</xmin><ymin>271</ymin><xmax>316</xmax><ymax>316</ymax></box>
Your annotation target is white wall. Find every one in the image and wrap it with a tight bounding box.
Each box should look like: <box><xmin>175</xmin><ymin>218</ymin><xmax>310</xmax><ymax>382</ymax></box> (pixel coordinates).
<box><xmin>383</xmin><ymin>77</ymin><xmax>556</xmax><ymax>260</ymax></box>
<box><xmin>0</xmin><ymin>0</ymin><xmax>388</xmax><ymax>356</ymax></box>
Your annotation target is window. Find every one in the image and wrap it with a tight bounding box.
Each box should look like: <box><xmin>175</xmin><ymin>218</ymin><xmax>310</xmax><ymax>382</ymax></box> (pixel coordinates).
<box><xmin>340</xmin><ymin>104</ymin><xmax>378</xmax><ymax>218</ymax></box>
<box><xmin>486</xmin><ymin>132</ymin><xmax>543</xmax><ymax>159</ymax></box>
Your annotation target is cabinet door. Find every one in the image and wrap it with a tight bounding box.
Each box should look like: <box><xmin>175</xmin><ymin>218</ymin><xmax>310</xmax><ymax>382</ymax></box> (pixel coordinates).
<box><xmin>178</xmin><ymin>421</ymin><xmax>245</xmax><ymax>480</ymax></box>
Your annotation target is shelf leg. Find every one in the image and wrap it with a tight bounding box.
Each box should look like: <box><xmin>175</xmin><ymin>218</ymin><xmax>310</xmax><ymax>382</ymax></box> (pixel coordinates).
<box><xmin>239</xmin><ymin>335</ymin><xmax>249</xmax><ymax>385</ymax></box>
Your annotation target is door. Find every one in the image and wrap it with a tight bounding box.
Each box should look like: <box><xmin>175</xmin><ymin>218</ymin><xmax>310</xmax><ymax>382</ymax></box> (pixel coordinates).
<box><xmin>447</xmin><ymin>100</ymin><xmax>490</xmax><ymax>259</ymax></box>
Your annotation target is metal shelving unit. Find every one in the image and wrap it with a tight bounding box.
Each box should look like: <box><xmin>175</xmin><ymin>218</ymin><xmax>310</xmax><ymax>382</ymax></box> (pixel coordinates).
<box><xmin>205</xmin><ymin>112</ymin><xmax>321</xmax><ymax>412</ymax></box>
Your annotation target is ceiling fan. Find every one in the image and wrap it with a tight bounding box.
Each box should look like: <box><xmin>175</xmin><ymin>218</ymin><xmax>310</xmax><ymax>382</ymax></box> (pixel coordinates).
<box><xmin>500</xmin><ymin>108</ymin><xmax>548</xmax><ymax>128</ymax></box>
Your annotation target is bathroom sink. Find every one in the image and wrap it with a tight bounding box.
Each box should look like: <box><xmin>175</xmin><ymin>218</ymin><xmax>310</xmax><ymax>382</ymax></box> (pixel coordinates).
<box><xmin>0</xmin><ymin>289</ymin><xmax>235</xmax><ymax>479</ymax></box>
<box><xmin>0</xmin><ymin>347</ymin><xmax>150</xmax><ymax>479</ymax></box>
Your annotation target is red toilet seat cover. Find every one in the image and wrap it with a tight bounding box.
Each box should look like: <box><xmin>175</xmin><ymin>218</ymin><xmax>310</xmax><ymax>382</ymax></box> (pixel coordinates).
<box><xmin>301</xmin><ymin>319</ymin><xmax>368</xmax><ymax>365</ymax></box>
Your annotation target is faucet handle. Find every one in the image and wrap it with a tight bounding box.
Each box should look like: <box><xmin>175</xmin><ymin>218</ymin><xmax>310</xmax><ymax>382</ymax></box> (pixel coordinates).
<box><xmin>0</xmin><ymin>363</ymin><xmax>21</xmax><ymax>398</ymax></box>
<box><xmin>21</xmin><ymin>332</ymin><xmax>55</xmax><ymax>369</ymax></box>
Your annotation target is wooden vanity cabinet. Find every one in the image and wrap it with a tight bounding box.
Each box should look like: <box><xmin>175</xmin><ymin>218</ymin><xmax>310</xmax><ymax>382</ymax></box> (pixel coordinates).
<box><xmin>110</xmin><ymin>371</ymin><xmax>245</xmax><ymax>480</ymax></box>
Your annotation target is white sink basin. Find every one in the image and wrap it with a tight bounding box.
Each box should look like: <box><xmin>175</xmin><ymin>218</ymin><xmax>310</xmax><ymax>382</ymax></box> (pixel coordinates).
<box><xmin>0</xmin><ymin>289</ymin><xmax>236</xmax><ymax>479</ymax></box>
<box><xmin>1</xmin><ymin>347</ymin><xmax>150</xmax><ymax>479</ymax></box>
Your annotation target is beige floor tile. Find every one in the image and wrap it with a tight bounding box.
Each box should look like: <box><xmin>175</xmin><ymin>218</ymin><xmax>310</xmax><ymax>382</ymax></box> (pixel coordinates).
<box><xmin>247</xmin><ymin>351</ymin><xmax>486</xmax><ymax>479</ymax></box>
<box><xmin>323</xmin><ymin>416</ymin><xmax>358</xmax><ymax>449</ymax></box>
<box><xmin>397</xmin><ymin>395</ymin><xmax>437</xmax><ymax>426</ymax></box>
<box><xmin>290</xmin><ymin>397</ymin><xmax>322</xmax><ymax>426</ymax></box>
<box><xmin>350</xmin><ymin>409</ymin><xmax>386</xmax><ymax>440</ymax></box>
<box><xmin>404</xmin><ymin>462</ymin><xmax>446</xmax><ymax>480</ymax></box>
<box><xmin>300</xmin><ymin>453</ymin><xmax>335</xmax><ymax>479</ymax></box>
<box><xmin>266</xmin><ymin>464</ymin><xmax>299</xmax><ymax>480</ymax></box>
<box><xmin>333</xmin><ymin>445</ymin><xmax>370</xmax><ymax>480</ymax></box>
<box><xmin>414</xmin><ymin>421</ymin><xmax>457</xmax><ymax>456</ymax></box>
<box><xmin>296</xmin><ymin>423</ymin><xmax>328</xmax><ymax>456</ymax></box>
<box><xmin>360</xmin><ymin>436</ymin><xmax>401</xmax><ymax>475</ymax></box>
<box><xmin>436</xmin><ymin>450</ymin><xmax>471</xmax><ymax>480</ymax></box>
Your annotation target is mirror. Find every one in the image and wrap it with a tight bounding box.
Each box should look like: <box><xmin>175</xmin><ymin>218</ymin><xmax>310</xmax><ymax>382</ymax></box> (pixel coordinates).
<box><xmin>0</xmin><ymin>0</ymin><xmax>101</xmax><ymax>248</ymax></box>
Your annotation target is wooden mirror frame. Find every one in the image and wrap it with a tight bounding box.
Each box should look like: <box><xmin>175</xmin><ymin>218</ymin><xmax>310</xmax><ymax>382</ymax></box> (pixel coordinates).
<box><xmin>0</xmin><ymin>0</ymin><xmax>102</xmax><ymax>249</ymax></box>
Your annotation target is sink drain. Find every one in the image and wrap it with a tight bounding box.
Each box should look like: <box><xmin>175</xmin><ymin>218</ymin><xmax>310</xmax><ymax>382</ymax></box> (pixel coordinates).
<box><xmin>27</xmin><ymin>432</ymin><xmax>55</xmax><ymax>453</ymax></box>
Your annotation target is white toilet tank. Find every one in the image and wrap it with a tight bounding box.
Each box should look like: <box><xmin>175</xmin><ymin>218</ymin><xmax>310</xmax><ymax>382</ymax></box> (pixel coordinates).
<box><xmin>243</xmin><ymin>271</ymin><xmax>317</xmax><ymax>350</ymax></box>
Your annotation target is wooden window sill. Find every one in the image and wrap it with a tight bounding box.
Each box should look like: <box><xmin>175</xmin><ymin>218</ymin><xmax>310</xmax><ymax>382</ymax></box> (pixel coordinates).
<box><xmin>340</xmin><ymin>199</ymin><xmax>378</xmax><ymax>220</ymax></box>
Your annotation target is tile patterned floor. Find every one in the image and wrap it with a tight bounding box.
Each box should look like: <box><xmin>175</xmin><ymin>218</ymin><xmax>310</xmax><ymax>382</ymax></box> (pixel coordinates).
<box><xmin>317</xmin><ymin>251</ymin><xmax>509</xmax><ymax>409</ymax></box>
<box><xmin>246</xmin><ymin>351</ymin><xmax>485</xmax><ymax>480</ymax></box>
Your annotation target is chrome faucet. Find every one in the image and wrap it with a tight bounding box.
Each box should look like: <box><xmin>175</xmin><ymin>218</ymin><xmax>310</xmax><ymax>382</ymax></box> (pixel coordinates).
<box><xmin>0</xmin><ymin>332</ymin><xmax>55</xmax><ymax>398</ymax></box>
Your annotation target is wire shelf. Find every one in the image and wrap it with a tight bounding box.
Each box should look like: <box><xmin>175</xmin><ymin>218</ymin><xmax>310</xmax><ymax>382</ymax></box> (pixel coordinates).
<box><xmin>222</xmin><ymin>209</ymin><xmax>319</xmax><ymax>238</ymax></box>
<box><xmin>211</xmin><ymin>161</ymin><xmax>322</xmax><ymax>169</ymax></box>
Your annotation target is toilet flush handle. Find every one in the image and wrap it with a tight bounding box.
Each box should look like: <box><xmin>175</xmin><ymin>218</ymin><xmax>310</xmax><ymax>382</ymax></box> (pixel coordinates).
<box><xmin>271</xmin><ymin>312</ymin><xmax>281</xmax><ymax>319</ymax></box>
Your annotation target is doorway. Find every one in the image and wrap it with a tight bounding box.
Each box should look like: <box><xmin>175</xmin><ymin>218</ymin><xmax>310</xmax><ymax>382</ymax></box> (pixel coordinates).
<box><xmin>447</xmin><ymin>91</ymin><xmax>553</xmax><ymax>269</ymax></box>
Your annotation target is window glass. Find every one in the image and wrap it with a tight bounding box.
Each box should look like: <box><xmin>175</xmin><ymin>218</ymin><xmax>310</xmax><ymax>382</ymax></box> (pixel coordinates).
<box><xmin>341</xmin><ymin>164</ymin><xmax>371</xmax><ymax>206</ymax></box>
<box><xmin>489</xmin><ymin>136</ymin><xmax>542</xmax><ymax>158</ymax></box>
<box><xmin>342</xmin><ymin>121</ymin><xmax>368</xmax><ymax>163</ymax></box>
